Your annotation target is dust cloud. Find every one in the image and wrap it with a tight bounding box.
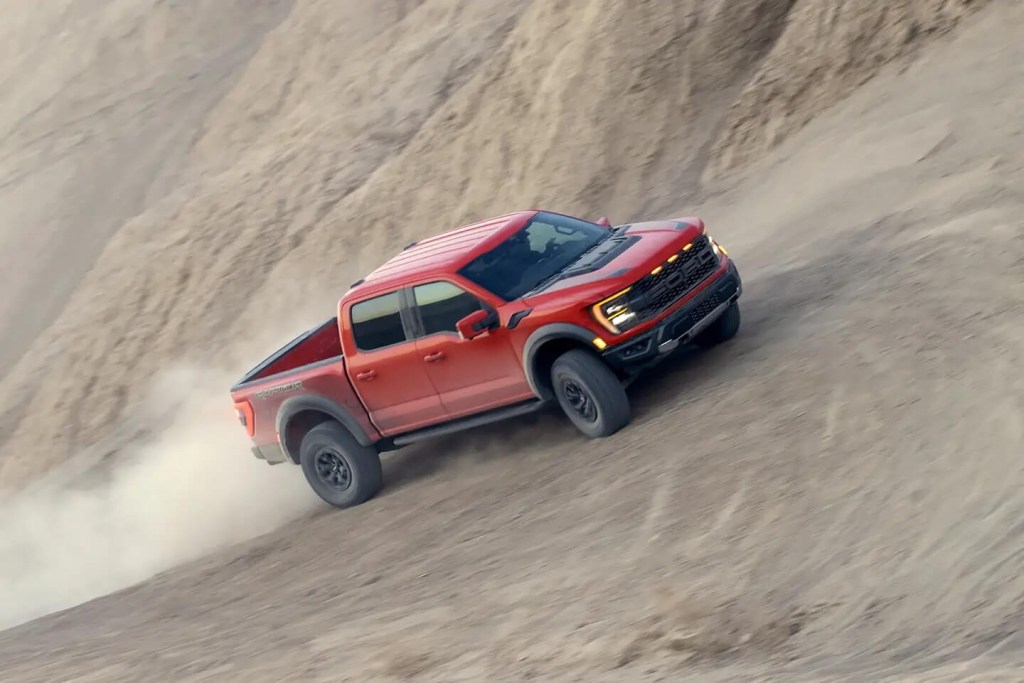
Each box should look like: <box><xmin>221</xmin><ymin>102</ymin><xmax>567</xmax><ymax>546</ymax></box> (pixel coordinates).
<box><xmin>0</xmin><ymin>365</ymin><xmax>317</xmax><ymax>630</ymax></box>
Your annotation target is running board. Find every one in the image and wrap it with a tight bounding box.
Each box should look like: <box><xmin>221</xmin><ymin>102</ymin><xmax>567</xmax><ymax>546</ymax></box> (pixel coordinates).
<box><xmin>392</xmin><ymin>400</ymin><xmax>547</xmax><ymax>446</ymax></box>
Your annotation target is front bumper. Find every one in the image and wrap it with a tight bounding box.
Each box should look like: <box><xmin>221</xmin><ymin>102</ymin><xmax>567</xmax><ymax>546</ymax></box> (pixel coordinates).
<box><xmin>602</xmin><ymin>260</ymin><xmax>742</xmax><ymax>372</ymax></box>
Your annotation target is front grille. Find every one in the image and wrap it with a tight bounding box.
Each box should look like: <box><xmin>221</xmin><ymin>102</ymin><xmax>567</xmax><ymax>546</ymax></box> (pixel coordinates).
<box><xmin>691</xmin><ymin>292</ymin><xmax>721</xmax><ymax>322</ymax></box>
<box><xmin>628</xmin><ymin>235</ymin><xmax>718</xmax><ymax>320</ymax></box>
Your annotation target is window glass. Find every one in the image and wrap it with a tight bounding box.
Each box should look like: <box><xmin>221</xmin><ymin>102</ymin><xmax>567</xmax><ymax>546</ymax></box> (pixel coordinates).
<box><xmin>458</xmin><ymin>212</ymin><xmax>608</xmax><ymax>300</ymax></box>
<box><xmin>351</xmin><ymin>292</ymin><xmax>407</xmax><ymax>350</ymax></box>
<box><xmin>413</xmin><ymin>281</ymin><xmax>482</xmax><ymax>336</ymax></box>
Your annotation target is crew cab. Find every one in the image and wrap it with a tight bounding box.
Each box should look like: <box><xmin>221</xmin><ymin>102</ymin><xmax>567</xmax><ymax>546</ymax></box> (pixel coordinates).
<box><xmin>230</xmin><ymin>210</ymin><xmax>742</xmax><ymax>508</ymax></box>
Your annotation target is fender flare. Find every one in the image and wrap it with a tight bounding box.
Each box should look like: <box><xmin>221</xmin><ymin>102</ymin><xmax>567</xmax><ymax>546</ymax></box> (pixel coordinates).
<box><xmin>276</xmin><ymin>395</ymin><xmax>374</xmax><ymax>462</ymax></box>
<box><xmin>521</xmin><ymin>323</ymin><xmax>601</xmax><ymax>399</ymax></box>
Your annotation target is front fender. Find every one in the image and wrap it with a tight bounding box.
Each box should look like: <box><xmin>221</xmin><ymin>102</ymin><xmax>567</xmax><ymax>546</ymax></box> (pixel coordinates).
<box><xmin>521</xmin><ymin>323</ymin><xmax>601</xmax><ymax>399</ymax></box>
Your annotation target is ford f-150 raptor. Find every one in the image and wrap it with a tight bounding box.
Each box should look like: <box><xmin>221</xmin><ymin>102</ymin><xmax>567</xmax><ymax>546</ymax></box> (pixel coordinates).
<box><xmin>230</xmin><ymin>210</ymin><xmax>742</xmax><ymax>508</ymax></box>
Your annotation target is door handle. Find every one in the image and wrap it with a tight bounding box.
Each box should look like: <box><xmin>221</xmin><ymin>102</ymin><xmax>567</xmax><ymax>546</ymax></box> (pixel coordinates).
<box><xmin>356</xmin><ymin>370</ymin><xmax>377</xmax><ymax>381</ymax></box>
<box><xmin>423</xmin><ymin>351</ymin><xmax>446</xmax><ymax>363</ymax></box>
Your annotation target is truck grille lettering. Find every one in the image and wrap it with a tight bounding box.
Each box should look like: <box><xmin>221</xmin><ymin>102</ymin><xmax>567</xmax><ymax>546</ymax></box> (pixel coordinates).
<box><xmin>629</xmin><ymin>235</ymin><xmax>718</xmax><ymax>320</ymax></box>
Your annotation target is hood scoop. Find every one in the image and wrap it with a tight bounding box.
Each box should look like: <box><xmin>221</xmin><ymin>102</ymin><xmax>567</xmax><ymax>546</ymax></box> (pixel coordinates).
<box><xmin>559</xmin><ymin>231</ymin><xmax>639</xmax><ymax>278</ymax></box>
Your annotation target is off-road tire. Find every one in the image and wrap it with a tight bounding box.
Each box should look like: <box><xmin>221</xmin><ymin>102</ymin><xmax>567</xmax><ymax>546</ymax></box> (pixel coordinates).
<box><xmin>551</xmin><ymin>349</ymin><xmax>630</xmax><ymax>438</ymax></box>
<box><xmin>299</xmin><ymin>421</ymin><xmax>382</xmax><ymax>508</ymax></box>
<box><xmin>694</xmin><ymin>302</ymin><xmax>741</xmax><ymax>348</ymax></box>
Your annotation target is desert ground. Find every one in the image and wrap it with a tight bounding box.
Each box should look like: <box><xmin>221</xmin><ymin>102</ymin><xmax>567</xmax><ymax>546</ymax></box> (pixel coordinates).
<box><xmin>2</xmin><ymin>0</ymin><xmax>1023</xmax><ymax>680</ymax></box>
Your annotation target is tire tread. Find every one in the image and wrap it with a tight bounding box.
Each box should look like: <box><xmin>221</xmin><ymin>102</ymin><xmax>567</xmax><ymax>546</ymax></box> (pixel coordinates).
<box><xmin>299</xmin><ymin>421</ymin><xmax>382</xmax><ymax>508</ymax></box>
<box><xmin>551</xmin><ymin>349</ymin><xmax>630</xmax><ymax>438</ymax></box>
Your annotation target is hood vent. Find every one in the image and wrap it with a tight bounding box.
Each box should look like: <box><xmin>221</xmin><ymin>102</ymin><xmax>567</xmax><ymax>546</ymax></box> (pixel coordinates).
<box><xmin>559</xmin><ymin>233</ymin><xmax>639</xmax><ymax>278</ymax></box>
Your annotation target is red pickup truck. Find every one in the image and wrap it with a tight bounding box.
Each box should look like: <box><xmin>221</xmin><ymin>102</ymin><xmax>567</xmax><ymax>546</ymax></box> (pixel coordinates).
<box><xmin>230</xmin><ymin>210</ymin><xmax>741</xmax><ymax>508</ymax></box>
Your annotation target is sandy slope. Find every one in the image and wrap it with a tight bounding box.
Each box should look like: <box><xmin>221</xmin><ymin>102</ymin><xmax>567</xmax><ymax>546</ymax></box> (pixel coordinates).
<box><xmin>0</xmin><ymin>0</ymin><xmax>981</xmax><ymax>485</ymax></box>
<box><xmin>2</xmin><ymin>0</ymin><xmax>1023</xmax><ymax>680</ymax></box>
<box><xmin>0</xmin><ymin>0</ymin><xmax>292</xmax><ymax>379</ymax></box>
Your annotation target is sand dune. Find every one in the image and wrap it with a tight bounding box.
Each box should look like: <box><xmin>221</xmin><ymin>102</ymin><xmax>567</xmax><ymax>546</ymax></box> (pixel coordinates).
<box><xmin>0</xmin><ymin>0</ymin><xmax>983</xmax><ymax>485</ymax></box>
<box><xmin>2</xmin><ymin>0</ymin><xmax>1022</xmax><ymax>680</ymax></box>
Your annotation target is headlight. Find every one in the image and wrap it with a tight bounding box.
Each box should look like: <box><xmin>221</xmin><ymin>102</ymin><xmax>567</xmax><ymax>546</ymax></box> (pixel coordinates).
<box><xmin>704</xmin><ymin>226</ymin><xmax>728</xmax><ymax>257</ymax></box>
<box><xmin>592</xmin><ymin>288</ymin><xmax>641</xmax><ymax>335</ymax></box>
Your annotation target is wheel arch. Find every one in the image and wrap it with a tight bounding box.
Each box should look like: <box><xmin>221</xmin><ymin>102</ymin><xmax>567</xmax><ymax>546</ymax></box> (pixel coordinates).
<box><xmin>522</xmin><ymin>323</ymin><xmax>606</xmax><ymax>400</ymax></box>
<box><xmin>276</xmin><ymin>396</ymin><xmax>373</xmax><ymax>464</ymax></box>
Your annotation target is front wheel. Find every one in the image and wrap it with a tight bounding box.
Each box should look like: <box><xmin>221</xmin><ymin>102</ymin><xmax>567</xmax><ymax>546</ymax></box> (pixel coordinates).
<box><xmin>299</xmin><ymin>421</ymin><xmax>382</xmax><ymax>508</ymax></box>
<box><xmin>551</xmin><ymin>349</ymin><xmax>631</xmax><ymax>438</ymax></box>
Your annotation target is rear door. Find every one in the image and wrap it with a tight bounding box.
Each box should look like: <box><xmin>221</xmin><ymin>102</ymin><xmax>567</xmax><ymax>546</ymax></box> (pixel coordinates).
<box><xmin>411</xmin><ymin>280</ymin><xmax>533</xmax><ymax>418</ymax></box>
<box><xmin>343</xmin><ymin>290</ymin><xmax>446</xmax><ymax>435</ymax></box>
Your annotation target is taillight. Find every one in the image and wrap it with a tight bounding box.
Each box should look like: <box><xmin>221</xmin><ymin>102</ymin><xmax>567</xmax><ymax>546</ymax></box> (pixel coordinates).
<box><xmin>233</xmin><ymin>400</ymin><xmax>255</xmax><ymax>437</ymax></box>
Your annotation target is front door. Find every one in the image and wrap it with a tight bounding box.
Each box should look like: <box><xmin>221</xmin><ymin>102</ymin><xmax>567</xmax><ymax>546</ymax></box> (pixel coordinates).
<box><xmin>411</xmin><ymin>281</ymin><xmax>533</xmax><ymax>418</ymax></box>
<box><xmin>345</xmin><ymin>290</ymin><xmax>446</xmax><ymax>435</ymax></box>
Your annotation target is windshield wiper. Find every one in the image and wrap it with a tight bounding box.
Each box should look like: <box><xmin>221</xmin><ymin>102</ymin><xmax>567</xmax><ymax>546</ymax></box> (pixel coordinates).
<box><xmin>521</xmin><ymin>271</ymin><xmax>564</xmax><ymax>298</ymax></box>
<box><xmin>521</xmin><ymin>239</ymin><xmax>609</xmax><ymax>297</ymax></box>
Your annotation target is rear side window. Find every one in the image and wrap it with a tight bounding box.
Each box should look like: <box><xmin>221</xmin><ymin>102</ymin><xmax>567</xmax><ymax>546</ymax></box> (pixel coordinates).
<box><xmin>413</xmin><ymin>281</ymin><xmax>482</xmax><ymax>336</ymax></box>
<box><xmin>351</xmin><ymin>292</ymin><xmax>407</xmax><ymax>351</ymax></box>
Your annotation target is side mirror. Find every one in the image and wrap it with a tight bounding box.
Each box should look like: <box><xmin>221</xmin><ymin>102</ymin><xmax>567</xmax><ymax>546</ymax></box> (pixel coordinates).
<box><xmin>456</xmin><ymin>309</ymin><xmax>497</xmax><ymax>340</ymax></box>
<box><xmin>595</xmin><ymin>216</ymin><xmax>612</xmax><ymax>227</ymax></box>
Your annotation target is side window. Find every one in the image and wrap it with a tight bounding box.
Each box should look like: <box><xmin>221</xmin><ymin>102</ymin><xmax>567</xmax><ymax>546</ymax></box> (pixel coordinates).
<box><xmin>350</xmin><ymin>291</ymin><xmax>407</xmax><ymax>351</ymax></box>
<box><xmin>413</xmin><ymin>281</ymin><xmax>483</xmax><ymax>336</ymax></box>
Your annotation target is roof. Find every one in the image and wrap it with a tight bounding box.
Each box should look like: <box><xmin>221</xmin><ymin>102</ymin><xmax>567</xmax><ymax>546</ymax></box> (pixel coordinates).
<box><xmin>351</xmin><ymin>210</ymin><xmax>536</xmax><ymax>296</ymax></box>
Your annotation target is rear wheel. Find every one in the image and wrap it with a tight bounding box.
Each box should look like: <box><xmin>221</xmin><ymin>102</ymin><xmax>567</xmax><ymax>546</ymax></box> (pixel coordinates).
<box><xmin>299</xmin><ymin>421</ymin><xmax>382</xmax><ymax>508</ymax></box>
<box><xmin>694</xmin><ymin>301</ymin><xmax>741</xmax><ymax>348</ymax></box>
<box><xmin>551</xmin><ymin>349</ymin><xmax>630</xmax><ymax>438</ymax></box>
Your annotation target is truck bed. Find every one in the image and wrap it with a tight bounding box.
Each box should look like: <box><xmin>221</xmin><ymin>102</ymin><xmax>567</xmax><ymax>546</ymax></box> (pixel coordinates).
<box><xmin>230</xmin><ymin>316</ymin><xmax>380</xmax><ymax>461</ymax></box>
<box><xmin>232</xmin><ymin>317</ymin><xmax>342</xmax><ymax>390</ymax></box>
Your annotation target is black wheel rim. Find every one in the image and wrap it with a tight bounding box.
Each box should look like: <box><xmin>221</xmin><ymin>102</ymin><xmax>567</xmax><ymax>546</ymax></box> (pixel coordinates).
<box><xmin>561</xmin><ymin>379</ymin><xmax>598</xmax><ymax>423</ymax></box>
<box><xmin>315</xmin><ymin>450</ymin><xmax>352</xmax><ymax>491</ymax></box>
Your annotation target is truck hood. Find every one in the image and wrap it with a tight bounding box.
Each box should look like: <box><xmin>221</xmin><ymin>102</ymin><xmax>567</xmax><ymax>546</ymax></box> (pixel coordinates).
<box><xmin>522</xmin><ymin>217</ymin><xmax>705</xmax><ymax>304</ymax></box>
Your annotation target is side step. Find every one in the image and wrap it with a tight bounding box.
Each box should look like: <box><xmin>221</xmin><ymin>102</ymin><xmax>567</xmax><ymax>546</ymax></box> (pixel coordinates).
<box><xmin>392</xmin><ymin>400</ymin><xmax>547</xmax><ymax>447</ymax></box>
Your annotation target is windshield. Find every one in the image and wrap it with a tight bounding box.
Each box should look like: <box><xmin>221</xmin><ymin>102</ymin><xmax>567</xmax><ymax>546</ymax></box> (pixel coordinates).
<box><xmin>458</xmin><ymin>212</ymin><xmax>609</xmax><ymax>300</ymax></box>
